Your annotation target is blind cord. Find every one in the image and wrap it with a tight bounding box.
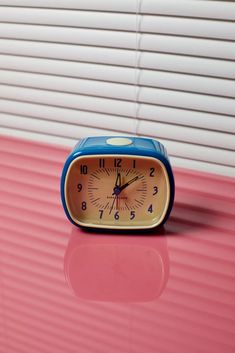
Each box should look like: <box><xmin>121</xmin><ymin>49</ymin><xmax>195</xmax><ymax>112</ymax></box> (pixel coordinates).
<box><xmin>135</xmin><ymin>0</ymin><xmax>142</xmax><ymax>136</ymax></box>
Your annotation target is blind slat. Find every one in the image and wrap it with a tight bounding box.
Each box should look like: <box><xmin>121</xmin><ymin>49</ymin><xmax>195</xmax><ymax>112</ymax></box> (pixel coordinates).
<box><xmin>0</xmin><ymin>8</ymin><xmax>137</xmax><ymax>31</ymax></box>
<box><xmin>142</xmin><ymin>34</ymin><xmax>235</xmax><ymax>60</ymax></box>
<box><xmin>0</xmin><ymin>107</ymin><xmax>234</xmax><ymax>152</ymax></box>
<box><xmin>0</xmin><ymin>69</ymin><xmax>136</xmax><ymax>101</ymax></box>
<box><xmin>142</xmin><ymin>0</ymin><xmax>235</xmax><ymax>20</ymax></box>
<box><xmin>0</xmin><ymin>113</ymin><xmax>117</xmax><ymax>139</ymax></box>
<box><xmin>0</xmin><ymin>39</ymin><xmax>136</xmax><ymax>67</ymax></box>
<box><xmin>157</xmin><ymin>138</ymin><xmax>234</xmax><ymax>168</ymax></box>
<box><xmin>1</xmin><ymin>84</ymin><xmax>234</xmax><ymax>134</ymax></box>
<box><xmin>1</xmin><ymin>98</ymin><xmax>234</xmax><ymax>134</ymax></box>
<box><xmin>0</xmin><ymin>100</ymin><xmax>136</xmax><ymax>134</ymax></box>
<box><xmin>1</xmin><ymin>58</ymin><xmax>235</xmax><ymax>98</ymax></box>
<box><xmin>0</xmin><ymin>23</ymin><xmax>135</xmax><ymax>49</ymax></box>
<box><xmin>140</xmin><ymin>87</ymin><xmax>235</xmax><ymax>117</ymax></box>
<box><xmin>1</xmin><ymin>24</ymin><xmax>235</xmax><ymax>60</ymax></box>
<box><xmin>0</xmin><ymin>84</ymin><xmax>135</xmax><ymax>117</ymax></box>
<box><xmin>0</xmin><ymin>0</ymin><xmax>137</xmax><ymax>13</ymax></box>
<box><xmin>0</xmin><ymin>114</ymin><xmax>234</xmax><ymax>168</ymax></box>
<box><xmin>139</xmin><ymin>105</ymin><xmax>235</xmax><ymax>135</ymax></box>
<box><xmin>0</xmin><ymin>127</ymin><xmax>88</xmax><ymax>153</ymax></box>
<box><xmin>0</xmin><ymin>8</ymin><xmax>234</xmax><ymax>40</ymax></box>
<box><xmin>1</xmin><ymin>127</ymin><xmax>234</xmax><ymax>177</ymax></box>
<box><xmin>1</xmin><ymin>41</ymin><xmax>234</xmax><ymax>80</ymax></box>
<box><xmin>0</xmin><ymin>54</ymin><xmax>136</xmax><ymax>82</ymax></box>
<box><xmin>141</xmin><ymin>71</ymin><xmax>235</xmax><ymax>99</ymax></box>
<box><xmin>142</xmin><ymin>16</ymin><xmax>235</xmax><ymax>40</ymax></box>
<box><xmin>0</xmin><ymin>72</ymin><xmax>234</xmax><ymax>116</ymax></box>
<box><xmin>0</xmin><ymin>0</ymin><xmax>235</xmax><ymax>20</ymax></box>
<box><xmin>138</xmin><ymin>120</ymin><xmax>235</xmax><ymax>151</ymax></box>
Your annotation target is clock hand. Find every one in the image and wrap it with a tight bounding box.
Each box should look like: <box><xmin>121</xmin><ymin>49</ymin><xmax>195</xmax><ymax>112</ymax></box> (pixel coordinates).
<box><xmin>110</xmin><ymin>171</ymin><xmax>121</xmax><ymax>214</ymax></box>
<box><xmin>112</xmin><ymin>171</ymin><xmax>121</xmax><ymax>195</ymax></box>
<box><xmin>118</xmin><ymin>176</ymin><xmax>139</xmax><ymax>193</ymax></box>
<box><xmin>109</xmin><ymin>194</ymin><xmax>117</xmax><ymax>215</ymax></box>
<box><xmin>115</xmin><ymin>172</ymin><xmax>121</xmax><ymax>211</ymax></box>
<box><xmin>115</xmin><ymin>172</ymin><xmax>121</xmax><ymax>187</ymax></box>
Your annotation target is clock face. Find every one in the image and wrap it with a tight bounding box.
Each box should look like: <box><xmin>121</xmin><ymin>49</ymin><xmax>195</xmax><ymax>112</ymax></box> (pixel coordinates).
<box><xmin>65</xmin><ymin>155</ymin><xmax>170</xmax><ymax>229</ymax></box>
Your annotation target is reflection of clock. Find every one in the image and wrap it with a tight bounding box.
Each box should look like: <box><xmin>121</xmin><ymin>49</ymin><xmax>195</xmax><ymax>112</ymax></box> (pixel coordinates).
<box><xmin>61</xmin><ymin>136</ymin><xmax>175</xmax><ymax>230</ymax></box>
<box><xmin>64</xmin><ymin>228</ymin><xmax>169</xmax><ymax>302</ymax></box>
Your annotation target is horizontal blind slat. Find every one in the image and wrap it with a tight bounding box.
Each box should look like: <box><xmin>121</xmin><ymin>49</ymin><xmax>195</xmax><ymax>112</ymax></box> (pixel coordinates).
<box><xmin>0</xmin><ymin>108</ymin><xmax>234</xmax><ymax>151</ymax></box>
<box><xmin>1</xmin><ymin>98</ymin><xmax>234</xmax><ymax>134</ymax></box>
<box><xmin>139</xmin><ymin>105</ymin><xmax>235</xmax><ymax>134</ymax></box>
<box><xmin>0</xmin><ymin>100</ymin><xmax>136</xmax><ymax>133</ymax></box>
<box><xmin>141</xmin><ymin>34</ymin><xmax>235</xmax><ymax>60</ymax></box>
<box><xmin>170</xmin><ymin>157</ymin><xmax>235</xmax><ymax>178</ymax></box>
<box><xmin>0</xmin><ymin>84</ymin><xmax>234</xmax><ymax>136</ymax></box>
<box><xmin>142</xmin><ymin>0</ymin><xmax>235</xmax><ymax>20</ymax></box>
<box><xmin>0</xmin><ymin>39</ymin><xmax>136</xmax><ymax>66</ymax></box>
<box><xmin>0</xmin><ymin>54</ymin><xmax>136</xmax><ymax>83</ymax></box>
<box><xmin>1</xmin><ymin>108</ymin><xmax>233</xmax><ymax>152</ymax></box>
<box><xmin>1</xmin><ymin>24</ymin><xmax>235</xmax><ymax>60</ymax></box>
<box><xmin>0</xmin><ymin>8</ymin><xmax>234</xmax><ymax>40</ymax></box>
<box><xmin>0</xmin><ymin>0</ymin><xmax>235</xmax><ymax>20</ymax></box>
<box><xmin>0</xmin><ymin>0</ymin><xmax>137</xmax><ymax>13</ymax></box>
<box><xmin>1</xmin><ymin>40</ymin><xmax>234</xmax><ymax>79</ymax></box>
<box><xmin>0</xmin><ymin>114</ymin><xmax>234</xmax><ymax>168</ymax></box>
<box><xmin>0</xmin><ymin>127</ymin><xmax>97</xmax><ymax>150</ymax></box>
<box><xmin>0</xmin><ymin>113</ymin><xmax>121</xmax><ymax>138</ymax></box>
<box><xmin>155</xmin><ymin>138</ymin><xmax>235</xmax><ymax>169</ymax></box>
<box><xmin>141</xmin><ymin>71</ymin><xmax>235</xmax><ymax>99</ymax></box>
<box><xmin>0</xmin><ymin>58</ymin><xmax>235</xmax><ymax>98</ymax></box>
<box><xmin>0</xmin><ymin>23</ymin><xmax>135</xmax><ymax>49</ymax></box>
<box><xmin>138</xmin><ymin>120</ymin><xmax>235</xmax><ymax>151</ymax></box>
<box><xmin>0</xmin><ymin>84</ymin><xmax>136</xmax><ymax>117</ymax></box>
<box><xmin>1</xmin><ymin>127</ymin><xmax>234</xmax><ymax>177</ymax></box>
<box><xmin>0</xmin><ymin>8</ymin><xmax>136</xmax><ymax>31</ymax></box>
<box><xmin>140</xmin><ymin>87</ymin><xmax>235</xmax><ymax>117</ymax></box>
<box><xmin>141</xmin><ymin>16</ymin><xmax>235</xmax><ymax>40</ymax></box>
<box><xmin>0</xmin><ymin>72</ymin><xmax>234</xmax><ymax>116</ymax></box>
<box><xmin>0</xmin><ymin>70</ymin><xmax>136</xmax><ymax>100</ymax></box>
<box><xmin>141</xmin><ymin>52</ymin><xmax>235</xmax><ymax>79</ymax></box>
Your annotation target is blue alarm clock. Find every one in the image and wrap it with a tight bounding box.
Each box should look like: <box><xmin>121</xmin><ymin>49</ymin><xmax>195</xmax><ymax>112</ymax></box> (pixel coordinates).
<box><xmin>61</xmin><ymin>136</ymin><xmax>174</xmax><ymax>230</ymax></box>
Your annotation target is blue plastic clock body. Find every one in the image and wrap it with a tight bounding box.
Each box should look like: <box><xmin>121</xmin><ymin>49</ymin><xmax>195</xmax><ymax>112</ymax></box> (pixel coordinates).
<box><xmin>61</xmin><ymin>136</ymin><xmax>175</xmax><ymax>229</ymax></box>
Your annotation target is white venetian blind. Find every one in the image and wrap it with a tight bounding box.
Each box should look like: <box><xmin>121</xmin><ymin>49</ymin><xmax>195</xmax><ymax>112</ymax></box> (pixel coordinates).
<box><xmin>0</xmin><ymin>0</ymin><xmax>234</xmax><ymax>176</ymax></box>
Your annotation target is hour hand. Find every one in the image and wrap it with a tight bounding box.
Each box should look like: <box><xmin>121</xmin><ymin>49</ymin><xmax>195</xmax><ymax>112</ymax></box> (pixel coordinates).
<box><xmin>112</xmin><ymin>172</ymin><xmax>121</xmax><ymax>195</ymax></box>
<box><xmin>115</xmin><ymin>172</ymin><xmax>121</xmax><ymax>187</ymax></box>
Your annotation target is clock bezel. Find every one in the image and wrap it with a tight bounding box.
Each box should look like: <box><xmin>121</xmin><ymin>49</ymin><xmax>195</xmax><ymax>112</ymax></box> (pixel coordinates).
<box><xmin>63</xmin><ymin>154</ymin><xmax>171</xmax><ymax>230</ymax></box>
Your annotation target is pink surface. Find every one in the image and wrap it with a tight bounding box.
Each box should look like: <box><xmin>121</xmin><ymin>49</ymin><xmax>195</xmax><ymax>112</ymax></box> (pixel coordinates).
<box><xmin>0</xmin><ymin>135</ymin><xmax>234</xmax><ymax>353</ymax></box>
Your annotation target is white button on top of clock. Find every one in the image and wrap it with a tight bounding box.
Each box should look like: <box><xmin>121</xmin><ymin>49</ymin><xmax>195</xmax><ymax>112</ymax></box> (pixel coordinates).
<box><xmin>106</xmin><ymin>137</ymin><xmax>133</xmax><ymax>146</ymax></box>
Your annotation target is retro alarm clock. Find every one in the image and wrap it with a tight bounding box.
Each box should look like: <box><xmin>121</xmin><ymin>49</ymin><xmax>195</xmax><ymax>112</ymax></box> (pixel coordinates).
<box><xmin>61</xmin><ymin>136</ymin><xmax>174</xmax><ymax>230</ymax></box>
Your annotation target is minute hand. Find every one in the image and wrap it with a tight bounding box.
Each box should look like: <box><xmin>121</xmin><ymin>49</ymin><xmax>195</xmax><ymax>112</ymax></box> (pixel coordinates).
<box><xmin>118</xmin><ymin>176</ymin><xmax>139</xmax><ymax>193</ymax></box>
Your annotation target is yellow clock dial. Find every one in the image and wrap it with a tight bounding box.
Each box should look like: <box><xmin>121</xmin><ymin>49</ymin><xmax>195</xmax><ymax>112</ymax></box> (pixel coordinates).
<box><xmin>65</xmin><ymin>155</ymin><xmax>170</xmax><ymax>229</ymax></box>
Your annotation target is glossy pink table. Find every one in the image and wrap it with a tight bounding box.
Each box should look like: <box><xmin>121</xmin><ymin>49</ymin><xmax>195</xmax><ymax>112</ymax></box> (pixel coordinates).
<box><xmin>0</xmin><ymin>135</ymin><xmax>234</xmax><ymax>353</ymax></box>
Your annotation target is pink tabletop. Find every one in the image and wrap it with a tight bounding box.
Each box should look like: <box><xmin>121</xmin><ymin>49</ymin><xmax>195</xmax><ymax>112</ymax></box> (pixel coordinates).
<box><xmin>0</xmin><ymin>135</ymin><xmax>234</xmax><ymax>353</ymax></box>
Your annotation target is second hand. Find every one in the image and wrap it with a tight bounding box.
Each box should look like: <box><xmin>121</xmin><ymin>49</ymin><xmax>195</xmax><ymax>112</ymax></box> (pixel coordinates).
<box><xmin>109</xmin><ymin>194</ymin><xmax>117</xmax><ymax>215</ymax></box>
